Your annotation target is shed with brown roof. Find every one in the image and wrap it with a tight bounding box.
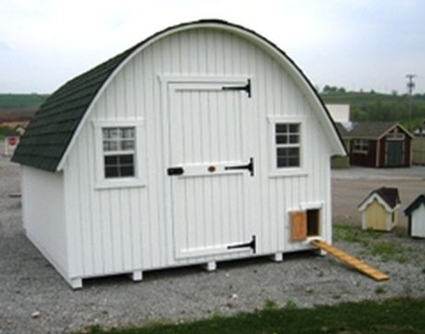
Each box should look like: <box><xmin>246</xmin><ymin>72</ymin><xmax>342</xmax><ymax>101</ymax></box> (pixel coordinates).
<box><xmin>336</xmin><ymin>122</ymin><xmax>413</xmax><ymax>168</ymax></box>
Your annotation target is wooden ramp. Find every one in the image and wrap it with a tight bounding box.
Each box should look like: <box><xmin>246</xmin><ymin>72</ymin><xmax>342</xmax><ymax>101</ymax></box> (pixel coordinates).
<box><xmin>311</xmin><ymin>239</ymin><xmax>389</xmax><ymax>281</ymax></box>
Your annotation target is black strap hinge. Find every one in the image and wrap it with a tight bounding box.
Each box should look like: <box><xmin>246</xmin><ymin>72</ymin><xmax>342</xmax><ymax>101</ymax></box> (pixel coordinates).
<box><xmin>222</xmin><ymin>79</ymin><xmax>251</xmax><ymax>98</ymax></box>
<box><xmin>227</xmin><ymin>235</ymin><xmax>256</xmax><ymax>253</ymax></box>
<box><xmin>224</xmin><ymin>157</ymin><xmax>254</xmax><ymax>176</ymax></box>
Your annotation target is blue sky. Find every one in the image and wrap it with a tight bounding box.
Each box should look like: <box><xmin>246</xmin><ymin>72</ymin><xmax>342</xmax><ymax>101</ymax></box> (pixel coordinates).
<box><xmin>1</xmin><ymin>0</ymin><xmax>424</xmax><ymax>94</ymax></box>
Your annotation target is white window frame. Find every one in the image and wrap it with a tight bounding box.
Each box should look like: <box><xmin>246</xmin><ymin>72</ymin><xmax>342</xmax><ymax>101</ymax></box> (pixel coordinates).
<box><xmin>353</xmin><ymin>139</ymin><xmax>369</xmax><ymax>154</ymax></box>
<box><xmin>92</xmin><ymin>119</ymin><xmax>146</xmax><ymax>189</ymax></box>
<box><xmin>268</xmin><ymin>116</ymin><xmax>307</xmax><ymax>177</ymax></box>
<box><xmin>387</xmin><ymin>133</ymin><xmax>405</xmax><ymax>141</ymax></box>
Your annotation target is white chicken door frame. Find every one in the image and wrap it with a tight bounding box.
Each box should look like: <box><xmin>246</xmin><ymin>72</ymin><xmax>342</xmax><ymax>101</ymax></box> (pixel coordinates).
<box><xmin>164</xmin><ymin>77</ymin><xmax>255</xmax><ymax>260</ymax></box>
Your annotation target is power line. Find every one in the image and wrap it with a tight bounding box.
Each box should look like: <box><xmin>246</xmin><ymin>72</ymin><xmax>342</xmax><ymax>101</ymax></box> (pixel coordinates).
<box><xmin>406</xmin><ymin>74</ymin><xmax>416</xmax><ymax>131</ymax></box>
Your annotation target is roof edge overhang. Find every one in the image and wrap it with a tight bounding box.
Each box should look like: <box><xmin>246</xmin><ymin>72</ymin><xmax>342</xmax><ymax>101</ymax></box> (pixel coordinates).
<box><xmin>358</xmin><ymin>192</ymin><xmax>399</xmax><ymax>213</ymax></box>
<box><xmin>376</xmin><ymin>123</ymin><xmax>414</xmax><ymax>140</ymax></box>
<box><xmin>57</xmin><ymin>19</ymin><xmax>346</xmax><ymax>171</ymax></box>
<box><xmin>404</xmin><ymin>195</ymin><xmax>425</xmax><ymax>216</ymax></box>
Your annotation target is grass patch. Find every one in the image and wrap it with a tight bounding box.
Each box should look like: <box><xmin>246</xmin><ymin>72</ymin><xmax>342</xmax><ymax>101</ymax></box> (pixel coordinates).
<box><xmin>333</xmin><ymin>224</ymin><xmax>417</xmax><ymax>264</ymax></box>
<box><xmin>333</xmin><ymin>223</ymin><xmax>378</xmax><ymax>246</ymax></box>
<box><xmin>263</xmin><ymin>299</ymin><xmax>278</xmax><ymax>311</ymax></box>
<box><xmin>81</xmin><ymin>297</ymin><xmax>425</xmax><ymax>334</ymax></box>
<box><xmin>365</xmin><ymin>242</ymin><xmax>409</xmax><ymax>263</ymax></box>
<box><xmin>375</xmin><ymin>285</ymin><xmax>386</xmax><ymax>295</ymax></box>
<box><xmin>0</xmin><ymin>127</ymin><xmax>9</xmax><ymax>140</ymax></box>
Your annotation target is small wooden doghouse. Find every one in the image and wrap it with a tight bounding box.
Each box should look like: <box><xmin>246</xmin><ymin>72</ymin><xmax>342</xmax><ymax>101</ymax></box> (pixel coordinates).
<box><xmin>336</xmin><ymin>122</ymin><xmax>413</xmax><ymax>168</ymax></box>
<box><xmin>12</xmin><ymin>20</ymin><xmax>345</xmax><ymax>288</ymax></box>
<box><xmin>358</xmin><ymin>187</ymin><xmax>400</xmax><ymax>231</ymax></box>
<box><xmin>404</xmin><ymin>194</ymin><xmax>425</xmax><ymax>238</ymax></box>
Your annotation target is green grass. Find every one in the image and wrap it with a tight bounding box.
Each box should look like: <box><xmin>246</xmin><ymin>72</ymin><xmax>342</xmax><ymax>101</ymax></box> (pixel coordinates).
<box><xmin>333</xmin><ymin>224</ymin><xmax>417</xmax><ymax>264</ymax></box>
<box><xmin>0</xmin><ymin>127</ymin><xmax>8</xmax><ymax>140</ymax></box>
<box><xmin>81</xmin><ymin>297</ymin><xmax>425</xmax><ymax>334</ymax></box>
<box><xmin>333</xmin><ymin>223</ymin><xmax>378</xmax><ymax>246</ymax></box>
<box><xmin>365</xmin><ymin>242</ymin><xmax>409</xmax><ymax>263</ymax></box>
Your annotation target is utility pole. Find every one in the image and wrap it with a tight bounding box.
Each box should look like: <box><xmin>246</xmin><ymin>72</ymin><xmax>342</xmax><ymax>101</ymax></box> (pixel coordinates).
<box><xmin>406</xmin><ymin>74</ymin><xmax>416</xmax><ymax>131</ymax></box>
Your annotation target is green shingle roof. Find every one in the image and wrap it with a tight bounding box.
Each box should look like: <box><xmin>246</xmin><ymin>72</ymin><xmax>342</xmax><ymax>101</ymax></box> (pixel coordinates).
<box><xmin>12</xmin><ymin>46</ymin><xmax>137</xmax><ymax>171</ymax></box>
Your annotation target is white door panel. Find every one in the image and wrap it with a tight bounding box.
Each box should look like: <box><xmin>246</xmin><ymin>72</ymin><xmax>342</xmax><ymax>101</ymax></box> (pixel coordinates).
<box><xmin>166</xmin><ymin>80</ymin><xmax>254</xmax><ymax>259</ymax></box>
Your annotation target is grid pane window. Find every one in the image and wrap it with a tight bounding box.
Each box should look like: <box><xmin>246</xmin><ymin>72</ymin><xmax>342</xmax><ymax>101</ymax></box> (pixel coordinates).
<box><xmin>102</xmin><ymin>127</ymin><xmax>136</xmax><ymax>178</ymax></box>
<box><xmin>353</xmin><ymin>139</ymin><xmax>369</xmax><ymax>153</ymax></box>
<box><xmin>275</xmin><ymin>123</ymin><xmax>301</xmax><ymax>168</ymax></box>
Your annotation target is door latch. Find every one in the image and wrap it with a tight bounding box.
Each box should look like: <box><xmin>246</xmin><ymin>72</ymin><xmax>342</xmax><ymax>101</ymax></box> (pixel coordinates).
<box><xmin>167</xmin><ymin>167</ymin><xmax>184</xmax><ymax>176</ymax></box>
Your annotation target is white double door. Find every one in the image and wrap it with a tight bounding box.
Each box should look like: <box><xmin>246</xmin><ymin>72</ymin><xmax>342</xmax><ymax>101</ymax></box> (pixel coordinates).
<box><xmin>166</xmin><ymin>79</ymin><xmax>255</xmax><ymax>259</ymax></box>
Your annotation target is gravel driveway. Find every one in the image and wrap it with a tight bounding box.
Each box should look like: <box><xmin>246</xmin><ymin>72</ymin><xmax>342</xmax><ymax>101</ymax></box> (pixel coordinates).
<box><xmin>1</xmin><ymin>143</ymin><xmax>425</xmax><ymax>333</ymax></box>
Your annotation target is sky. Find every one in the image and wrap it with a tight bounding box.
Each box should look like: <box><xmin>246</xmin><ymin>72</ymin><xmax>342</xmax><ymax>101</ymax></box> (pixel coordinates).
<box><xmin>1</xmin><ymin>0</ymin><xmax>424</xmax><ymax>94</ymax></box>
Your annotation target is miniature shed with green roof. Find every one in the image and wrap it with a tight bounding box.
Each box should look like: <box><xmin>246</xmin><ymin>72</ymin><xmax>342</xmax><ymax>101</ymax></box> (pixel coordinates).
<box><xmin>13</xmin><ymin>19</ymin><xmax>345</xmax><ymax>288</ymax></box>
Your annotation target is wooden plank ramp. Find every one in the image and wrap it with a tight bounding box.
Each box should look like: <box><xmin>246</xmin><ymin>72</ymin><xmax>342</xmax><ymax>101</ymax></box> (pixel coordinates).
<box><xmin>310</xmin><ymin>239</ymin><xmax>389</xmax><ymax>281</ymax></box>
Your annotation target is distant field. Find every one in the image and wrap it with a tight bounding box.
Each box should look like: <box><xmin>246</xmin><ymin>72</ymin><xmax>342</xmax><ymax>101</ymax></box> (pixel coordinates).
<box><xmin>321</xmin><ymin>91</ymin><xmax>425</xmax><ymax>110</ymax></box>
<box><xmin>0</xmin><ymin>94</ymin><xmax>47</xmax><ymax>122</ymax></box>
<box><xmin>0</xmin><ymin>93</ymin><xmax>48</xmax><ymax>110</ymax></box>
<box><xmin>1</xmin><ymin>91</ymin><xmax>425</xmax><ymax>127</ymax></box>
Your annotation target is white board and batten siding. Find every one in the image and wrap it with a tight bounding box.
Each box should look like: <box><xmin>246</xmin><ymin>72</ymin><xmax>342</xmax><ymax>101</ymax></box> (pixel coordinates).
<box><xmin>59</xmin><ymin>27</ymin><xmax>335</xmax><ymax>285</ymax></box>
<box><xmin>18</xmin><ymin>22</ymin><xmax>343</xmax><ymax>288</ymax></box>
<box><xmin>21</xmin><ymin>166</ymin><xmax>71</xmax><ymax>284</ymax></box>
<box><xmin>411</xmin><ymin>204</ymin><xmax>425</xmax><ymax>238</ymax></box>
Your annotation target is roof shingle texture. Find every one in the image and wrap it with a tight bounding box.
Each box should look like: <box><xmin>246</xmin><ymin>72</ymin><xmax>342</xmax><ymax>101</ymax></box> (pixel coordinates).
<box><xmin>336</xmin><ymin>122</ymin><xmax>398</xmax><ymax>140</ymax></box>
<box><xmin>12</xmin><ymin>47</ymin><xmax>137</xmax><ymax>171</ymax></box>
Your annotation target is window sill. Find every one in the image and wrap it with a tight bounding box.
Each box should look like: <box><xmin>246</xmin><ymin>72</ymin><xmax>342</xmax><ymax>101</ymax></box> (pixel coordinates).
<box><xmin>269</xmin><ymin>169</ymin><xmax>308</xmax><ymax>178</ymax></box>
<box><xmin>95</xmin><ymin>178</ymin><xmax>146</xmax><ymax>190</ymax></box>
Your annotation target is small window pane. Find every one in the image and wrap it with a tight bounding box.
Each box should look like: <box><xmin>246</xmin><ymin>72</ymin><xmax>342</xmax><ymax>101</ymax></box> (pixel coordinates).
<box><xmin>105</xmin><ymin>156</ymin><xmax>118</xmax><ymax>165</ymax></box>
<box><xmin>289</xmin><ymin>124</ymin><xmax>299</xmax><ymax>133</ymax></box>
<box><xmin>105</xmin><ymin>167</ymin><xmax>119</xmax><ymax>178</ymax></box>
<box><xmin>276</xmin><ymin>135</ymin><xmax>288</xmax><ymax>144</ymax></box>
<box><xmin>121</xmin><ymin>128</ymin><xmax>135</xmax><ymax>138</ymax></box>
<box><xmin>104</xmin><ymin>141</ymin><xmax>118</xmax><ymax>151</ymax></box>
<box><xmin>102</xmin><ymin>129</ymin><xmax>112</xmax><ymax>139</ymax></box>
<box><xmin>121</xmin><ymin>140</ymin><xmax>135</xmax><ymax>150</ymax></box>
<box><xmin>103</xmin><ymin>128</ymin><xmax>119</xmax><ymax>139</ymax></box>
<box><xmin>275</xmin><ymin>124</ymin><xmax>288</xmax><ymax>134</ymax></box>
<box><xmin>121</xmin><ymin>166</ymin><xmax>134</xmax><ymax>177</ymax></box>
<box><xmin>289</xmin><ymin>134</ymin><xmax>299</xmax><ymax>144</ymax></box>
<box><xmin>119</xmin><ymin>154</ymin><xmax>134</xmax><ymax>165</ymax></box>
<box><xmin>276</xmin><ymin>147</ymin><xmax>300</xmax><ymax>168</ymax></box>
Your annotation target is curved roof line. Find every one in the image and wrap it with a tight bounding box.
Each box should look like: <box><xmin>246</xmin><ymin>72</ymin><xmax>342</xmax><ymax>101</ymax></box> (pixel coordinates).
<box><xmin>13</xmin><ymin>19</ymin><xmax>345</xmax><ymax>171</ymax></box>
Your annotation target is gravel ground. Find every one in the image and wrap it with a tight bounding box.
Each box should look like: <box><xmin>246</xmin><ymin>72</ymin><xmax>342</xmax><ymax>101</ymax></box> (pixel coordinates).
<box><xmin>1</xmin><ymin>142</ymin><xmax>425</xmax><ymax>333</ymax></box>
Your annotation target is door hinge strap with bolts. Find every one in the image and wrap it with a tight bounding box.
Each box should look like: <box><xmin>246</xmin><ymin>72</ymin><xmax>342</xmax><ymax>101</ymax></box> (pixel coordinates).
<box><xmin>222</xmin><ymin>79</ymin><xmax>251</xmax><ymax>98</ymax></box>
<box><xmin>227</xmin><ymin>235</ymin><xmax>256</xmax><ymax>253</ymax></box>
<box><xmin>224</xmin><ymin>157</ymin><xmax>254</xmax><ymax>176</ymax></box>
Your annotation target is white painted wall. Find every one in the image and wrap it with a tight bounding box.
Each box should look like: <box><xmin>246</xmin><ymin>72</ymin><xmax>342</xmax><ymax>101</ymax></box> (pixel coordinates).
<box><xmin>326</xmin><ymin>104</ymin><xmax>350</xmax><ymax>123</ymax></box>
<box><xmin>60</xmin><ymin>27</ymin><xmax>335</xmax><ymax>282</ymax></box>
<box><xmin>412</xmin><ymin>204</ymin><xmax>425</xmax><ymax>238</ymax></box>
<box><xmin>21</xmin><ymin>166</ymin><xmax>69</xmax><ymax>279</ymax></box>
